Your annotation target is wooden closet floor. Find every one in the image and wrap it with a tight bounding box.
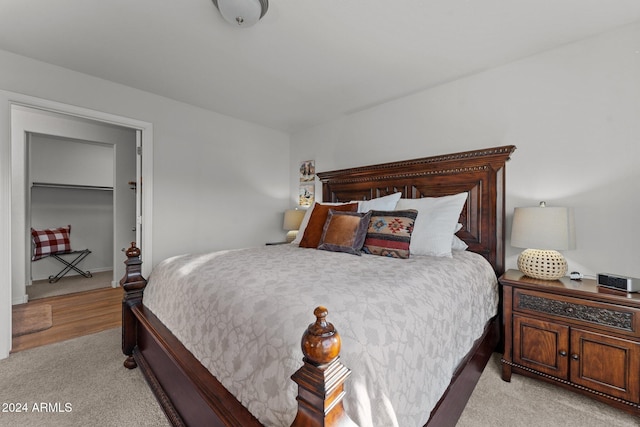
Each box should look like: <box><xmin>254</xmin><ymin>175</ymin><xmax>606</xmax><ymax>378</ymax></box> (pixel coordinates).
<box><xmin>11</xmin><ymin>287</ymin><xmax>122</xmax><ymax>353</ymax></box>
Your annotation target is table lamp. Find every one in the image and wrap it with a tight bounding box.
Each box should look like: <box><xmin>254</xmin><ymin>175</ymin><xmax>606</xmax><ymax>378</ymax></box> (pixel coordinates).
<box><xmin>510</xmin><ymin>201</ymin><xmax>575</xmax><ymax>280</ymax></box>
<box><xmin>283</xmin><ymin>209</ymin><xmax>305</xmax><ymax>243</ymax></box>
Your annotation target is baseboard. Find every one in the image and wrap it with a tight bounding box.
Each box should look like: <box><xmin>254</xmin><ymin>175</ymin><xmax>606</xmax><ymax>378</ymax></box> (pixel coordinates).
<box><xmin>30</xmin><ymin>267</ymin><xmax>113</xmax><ymax>282</ymax></box>
<box><xmin>12</xmin><ymin>294</ymin><xmax>28</xmax><ymax>305</ymax></box>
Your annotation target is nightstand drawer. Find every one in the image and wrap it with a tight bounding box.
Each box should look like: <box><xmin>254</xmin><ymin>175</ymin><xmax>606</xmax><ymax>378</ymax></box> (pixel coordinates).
<box><xmin>513</xmin><ymin>289</ymin><xmax>640</xmax><ymax>338</ymax></box>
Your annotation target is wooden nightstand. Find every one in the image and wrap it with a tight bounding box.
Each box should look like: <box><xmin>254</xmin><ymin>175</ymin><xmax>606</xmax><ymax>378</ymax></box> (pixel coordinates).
<box><xmin>500</xmin><ymin>269</ymin><xmax>640</xmax><ymax>416</ymax></box>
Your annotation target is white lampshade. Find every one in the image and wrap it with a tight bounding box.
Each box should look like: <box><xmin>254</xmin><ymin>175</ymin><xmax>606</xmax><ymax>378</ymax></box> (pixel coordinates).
<box><xmin>283</xmin><ymin>209</ymin><xmax>305</xmax><ymax>243</ymax></box>
<box><xmin>511</xmin><ymin>203</ymin><xmax>575</xmax><ymax>250</ymax></box>
<box><xmin>213</xmin><ymin>0</ymin><xmax>268</xmax><ymax>27</ymax></box>
<box><xmin>511</xmin><ymin>202</ymin><xmax>576</xmax><ymax>280</ymax></box>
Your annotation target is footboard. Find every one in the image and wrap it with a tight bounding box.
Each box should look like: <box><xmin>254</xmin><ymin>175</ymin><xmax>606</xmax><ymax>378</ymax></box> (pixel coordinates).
<box><xmin>119</xmin><ymin>243</ymin><xmax>356</xmax><ymax>427</ymax></box>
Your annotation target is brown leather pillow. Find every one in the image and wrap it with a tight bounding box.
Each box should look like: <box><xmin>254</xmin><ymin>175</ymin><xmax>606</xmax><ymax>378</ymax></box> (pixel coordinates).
<box><xmin>318</xmin><ymin>210</ymin><xmax>372</xmax><ymax>255</ymax></box>
<box><xmin>298</xmin><ymin>203</ymin><xmax>358</xmax><ymax>248</ymax></box>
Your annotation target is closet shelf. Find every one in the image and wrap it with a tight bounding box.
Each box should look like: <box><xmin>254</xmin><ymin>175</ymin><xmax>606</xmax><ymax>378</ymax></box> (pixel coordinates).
<box><xmin>31</xmin><ymin>182</ymin><xmax>114</xmax><ymax>191</ymax></box>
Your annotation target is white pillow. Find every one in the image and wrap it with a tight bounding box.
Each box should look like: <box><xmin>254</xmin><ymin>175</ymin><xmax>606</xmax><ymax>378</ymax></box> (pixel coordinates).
<box><xmin>452</xmin><ymin>223</ymin><xmax>468</xmax><ymax>251</ymax></box>
<box><xmin>396</xmin><ymin>193</ymin><xmax>468</xmax><ymax>257</ymax></box>
<box><xmin>352</xmin><ymin>192</ymin><xmax>402</xmax><ymax>213</ymax></box>
<box><xmin>291</xmin><ymin>202</ymin><xmax>353</xmax><ymax>245</ymax></box>
<box><xmin>452</xmin><ymin>236</ymin><xmax>468</xmax><ymax>251</ymax></box>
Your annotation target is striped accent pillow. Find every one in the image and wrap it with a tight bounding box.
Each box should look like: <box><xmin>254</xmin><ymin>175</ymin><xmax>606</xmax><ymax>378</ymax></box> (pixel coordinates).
<box><xmin>362</xmin><ymin>210</ymin><xmax>418</xmax><ymax>259</ymax></box>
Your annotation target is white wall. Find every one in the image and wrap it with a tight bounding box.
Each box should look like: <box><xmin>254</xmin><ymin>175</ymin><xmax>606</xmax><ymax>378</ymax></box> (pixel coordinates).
<box><xmin>30</xmin><ymin>135</ymin><xmax>114</xmax><ymax>188</ymax></box>
<box><xmin>0</xmin><ymin>49</ymin><xmax>291</xmax><ymax>262</ymax></box>
<box><xmin>291</xmin><ymin>22</ymin><xmax>640</xmax><ymax>279</ymax></box>
<box><xmin>0</xmin><ymin>49</ymin><xmax>290</xmax><ymax>358</ymax></box>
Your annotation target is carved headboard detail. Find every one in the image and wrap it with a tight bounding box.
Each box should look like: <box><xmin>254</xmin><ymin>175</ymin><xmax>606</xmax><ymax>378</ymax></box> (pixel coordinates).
<box><xmin>317</xmin><ymin>145</ymin><xmax>516</xmax><ymax>275</ymax></box>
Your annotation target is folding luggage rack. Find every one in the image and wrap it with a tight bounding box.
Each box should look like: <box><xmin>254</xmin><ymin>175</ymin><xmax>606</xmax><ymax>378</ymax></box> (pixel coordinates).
<box><xmin>48</xmin><ymin>249</ymin><xmax>92</xmax><ymax>283</ymax></box>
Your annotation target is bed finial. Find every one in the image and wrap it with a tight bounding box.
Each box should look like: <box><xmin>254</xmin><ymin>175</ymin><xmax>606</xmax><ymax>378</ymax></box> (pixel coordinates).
<box><xmin>291</xmin><ymin>307</ymin><xmax>357</xmax><ymax>427</ymax></box>
<box><xmin>301</xmin><ymin>306</ymin><xmax>341</xmax><ymax>365</ymax></box>
<box><xmin>125</xmin><ymin>242</ymin><xmax>140</xmax><ymax>258</ymax></box>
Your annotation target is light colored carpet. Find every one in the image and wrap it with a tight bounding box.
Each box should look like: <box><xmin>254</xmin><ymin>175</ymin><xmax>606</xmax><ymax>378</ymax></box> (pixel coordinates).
<box><xmin>457</xmin><ymin>353</ymin><xmax>639</xmax><ymax>426</ymax></box>
<box><xmin>27</xmin><ymin>271</ymin><xmax>114</xmax><ymax>300</ymax></box>
<box><xmin>0</xmin><ymin>328</ymin><xmax>169</xmax><ymax>427</ymax></box>
<box><xmin>1</xmin><ymin>330</ymin><xmax>637</xmax><ymax>426</ymax></box>
<box><xmin>11</xmin><ymin>304</ymin><xmax>53</xmax><ymax>337</ymax></box>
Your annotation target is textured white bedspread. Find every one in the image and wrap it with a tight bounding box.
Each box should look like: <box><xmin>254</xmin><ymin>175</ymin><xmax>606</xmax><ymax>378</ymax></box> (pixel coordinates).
<box><xmin>143</xmin><ymin>245</ymin><xmax>498</xmax><ymax>427</ymax></box>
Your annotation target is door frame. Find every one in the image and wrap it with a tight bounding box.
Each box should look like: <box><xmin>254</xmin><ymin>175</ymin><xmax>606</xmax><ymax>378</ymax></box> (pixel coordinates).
<box><xmin>1</xmin><ymin>91</ymin><xmax>153</xmax><ymax>358</ymax></box>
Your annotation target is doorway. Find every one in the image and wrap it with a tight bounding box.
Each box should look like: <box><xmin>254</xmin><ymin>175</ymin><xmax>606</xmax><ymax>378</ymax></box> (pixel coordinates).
<box><xmin>1</xmin><ymin>95</ymin><xmax>153</xmax><ymax>360</ymax></box>
<box><xmin>12</xmin><ymin>108</ymin><xmax>139</xmax><ymax>303</ymax></box>
<box><xmin>9</xmin><ymin>103</ymin><xmax>153</xmax><ymax>300</ymax></box>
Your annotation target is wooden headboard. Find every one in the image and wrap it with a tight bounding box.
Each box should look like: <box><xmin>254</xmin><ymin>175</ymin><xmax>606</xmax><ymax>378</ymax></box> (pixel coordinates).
<box><xmin>317</xmin><ymin>145</ymin><xmax>516</xmax><ymax>276</ymax></box>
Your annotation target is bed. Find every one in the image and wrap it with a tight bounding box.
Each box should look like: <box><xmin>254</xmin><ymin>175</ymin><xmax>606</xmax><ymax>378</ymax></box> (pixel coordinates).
<box><xmin>120</xmin><ymin>145</ymin><xmax>516</xmax><ymax>427</ymax></box>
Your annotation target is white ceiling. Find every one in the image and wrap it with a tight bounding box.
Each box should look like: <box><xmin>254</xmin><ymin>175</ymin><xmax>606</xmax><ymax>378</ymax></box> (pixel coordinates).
<box><xmin>1</xmin><ymin>1</ymin><xmax>640</xmax><ymax>133</ymax></box>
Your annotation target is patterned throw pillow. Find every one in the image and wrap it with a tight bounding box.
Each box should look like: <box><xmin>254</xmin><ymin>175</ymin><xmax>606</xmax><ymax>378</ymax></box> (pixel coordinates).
<box><xmin>362</xmin><ymin>210</ymin><xmax>418</xmax><ymax>259</ymax></box>
<box><xmin>317</xmin><ymin>210</ymin><xmax>372</xmax><ymax>256</ymax></box>
<box><xmin>31</xmin><ymin>225</ymin><xmax>72</xmax><ymax>261</ymax></box>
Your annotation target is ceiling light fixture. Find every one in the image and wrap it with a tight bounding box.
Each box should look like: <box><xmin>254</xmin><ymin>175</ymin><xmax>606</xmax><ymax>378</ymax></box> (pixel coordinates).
<box><xmin>212</xmin><ymin>0</ymin><xmax>269</xmax><ymax>27</ymax></box>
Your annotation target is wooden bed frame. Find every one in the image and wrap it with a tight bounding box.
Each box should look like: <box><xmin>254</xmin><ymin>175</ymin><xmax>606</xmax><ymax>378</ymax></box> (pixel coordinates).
<box><xmin>120</xmin><ymin>145</ymin><xmax>516</xmax><ymax>427</ymax></box>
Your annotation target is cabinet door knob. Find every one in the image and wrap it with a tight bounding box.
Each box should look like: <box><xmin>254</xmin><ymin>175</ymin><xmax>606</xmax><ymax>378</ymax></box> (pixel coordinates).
<box><xmin>559</xmin><ymin>350</ymin><xmax>567</xmax><ymax>357</ymax></box>
<box><xmin>571</xmin><ymin>354</ymin><xmax>579</xmax><ymax>360</ymax></box>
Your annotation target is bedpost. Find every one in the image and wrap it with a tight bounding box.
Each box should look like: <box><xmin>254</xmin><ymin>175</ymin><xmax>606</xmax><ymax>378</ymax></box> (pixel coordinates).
<box><xmin>291</xmin><ymin>307</ymin><xmax>358</xmax><ymax>427</ymax></box>
<box><xmin>120</xmin><ymin>242</ymin><xmax>147</xmax><ymax>369</ymax></box>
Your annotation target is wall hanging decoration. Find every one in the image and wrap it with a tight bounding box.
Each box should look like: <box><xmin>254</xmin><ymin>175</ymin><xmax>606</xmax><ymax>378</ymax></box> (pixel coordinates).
<box><xmin>299</xmin><ymin>160</ymin><xmax>315</xmax><ymax>207</ymax></box>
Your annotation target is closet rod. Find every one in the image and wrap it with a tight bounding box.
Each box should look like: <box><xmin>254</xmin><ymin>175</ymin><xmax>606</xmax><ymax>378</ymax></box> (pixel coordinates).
<box><xmin>31</xmin><ymin>182</ymin><xmax>114</xmax><ymax>191</ymax></box>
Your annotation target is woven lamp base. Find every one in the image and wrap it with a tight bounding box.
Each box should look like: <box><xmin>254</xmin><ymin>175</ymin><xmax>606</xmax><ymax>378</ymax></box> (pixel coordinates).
<box><xmin>286</xmin><ymin>230</ymin><xmax>298</xmax><ymax>243</ymax></box>
<box><xmin>517</xmin><ymin>249</ymin><xmax>568</xmax><ymax>280</ymax></box>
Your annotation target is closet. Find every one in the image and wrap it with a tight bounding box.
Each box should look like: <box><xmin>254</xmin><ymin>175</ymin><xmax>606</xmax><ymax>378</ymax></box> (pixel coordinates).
<box><xmin>28</xmin><ymin>134</ymin><xmax>120</xmax><ymax>284</ymax></box>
